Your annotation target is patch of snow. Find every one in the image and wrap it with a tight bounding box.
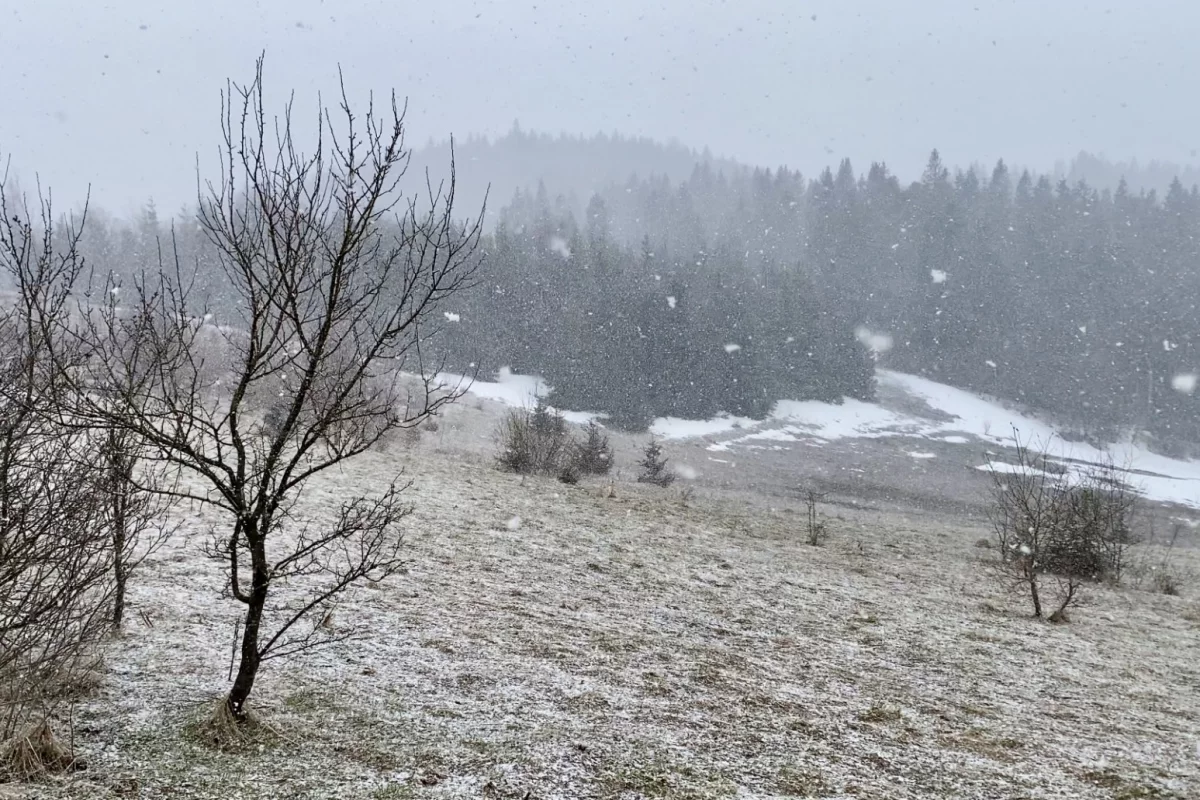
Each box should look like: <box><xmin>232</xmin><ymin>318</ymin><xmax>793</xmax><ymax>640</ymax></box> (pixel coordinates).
<box><xmin>908</xmin><ymin>451</ymin><xmax>936</xmax><ymax>459</ymax></box>
<box><xmin>436</xmin><ymin>367</ymin><xmax>547</xmax><ymax>408</ymax></box>
<box><xmin>652</xmin><ymin>413</ymin><xmax>757</xmax><ymax>439</ymax></box>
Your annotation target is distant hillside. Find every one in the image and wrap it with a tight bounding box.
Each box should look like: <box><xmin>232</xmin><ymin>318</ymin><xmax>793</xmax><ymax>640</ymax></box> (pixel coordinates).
<box><xmin>1056</xmin><ymin>151</ymin><xmax>1200</xmax><ymax>197</ymax></box>
<box><xmin>406</xmin><ymin>125</ymin><xmax>748</xmax><ymax>226</ymax></box>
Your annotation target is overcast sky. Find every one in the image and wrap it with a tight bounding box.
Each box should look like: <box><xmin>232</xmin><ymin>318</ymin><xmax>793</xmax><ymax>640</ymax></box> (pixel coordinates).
<box><xmin>1</xmin><ymin>0</ymin><xmax>1196</xmax><ymax>214</ymax></box>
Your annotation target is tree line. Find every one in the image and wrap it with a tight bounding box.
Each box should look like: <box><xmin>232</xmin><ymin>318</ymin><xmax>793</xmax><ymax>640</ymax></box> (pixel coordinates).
<box><xmin>67</xmin><ymin>148</ymin><xmax>1200</xmax><ymax>446</ymax></box>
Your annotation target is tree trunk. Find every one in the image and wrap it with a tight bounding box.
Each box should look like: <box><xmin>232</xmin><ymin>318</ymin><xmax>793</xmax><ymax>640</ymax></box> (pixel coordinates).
<box><xmin>1028</xmin><ymin>573</ymin><xmax>1043</xmax><ymax>618</ymax></box>
<box><xmin>226</xmin><ymin>542</ymin><xmax>269</xmax><ymax>720</ymax></box>
<box><xmin>111</xmin><ymin>489</ymin><xmax>127</xmax><ymax>629</ymax></box>
<box><xmin>112</xmin><ymin>558</ymin><xmax>126</xmax><ymax>629</ymax></box>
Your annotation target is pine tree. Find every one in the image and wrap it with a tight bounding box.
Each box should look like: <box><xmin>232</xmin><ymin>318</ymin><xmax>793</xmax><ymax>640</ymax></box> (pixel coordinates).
<box><xmin>637</xmin><ymin>439</ymin><xmax>675</xmax><ymax>487</ymax></box>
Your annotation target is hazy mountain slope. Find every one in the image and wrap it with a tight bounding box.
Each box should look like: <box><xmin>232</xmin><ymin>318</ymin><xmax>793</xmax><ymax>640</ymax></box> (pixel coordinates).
<box><xmin>407</xmin><ymin>126</ymin><xmax>749</xmax><ymax>226</ymax></box>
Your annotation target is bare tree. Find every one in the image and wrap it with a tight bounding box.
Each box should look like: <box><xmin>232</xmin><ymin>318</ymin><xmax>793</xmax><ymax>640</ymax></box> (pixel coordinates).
<box><xmin>801</xmin><ymin>488</ymin><xmax>828</xmax><ymax>546</ymax></box>
<box><xmin>93</xmin><ymin>423</ymin><xmax>174</xmax><ymax>630</ymax></box>
<box><xmin>44</xmin><ymin>59</ymin><xmax>484</xmax><ymax>723</ymax></box>
<box><xmin>985</xmin><ymin>429</ymin><xmax>1139</xmax><ymax>620</ymax></box>
<box><xmin>0</xmin><ymin>176</ymin><xmax>112</xmax><ymax>768</ymax></box>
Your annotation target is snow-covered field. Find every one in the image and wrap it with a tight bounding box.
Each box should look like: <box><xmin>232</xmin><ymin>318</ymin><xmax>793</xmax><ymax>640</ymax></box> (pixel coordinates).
<box><xmin>12</xmin><ymin>370</ymin><xmax>1200</xmax><ymax>799</ymax></box>
<box><xmin>451</xmin><ymin>367</ymin><xmax>1200</xmax><ymax>509</ymax></box>
<box><xmin>20</xmin><ymin>435</ymin><xmax>1198</xmax><ymax>799</ymax></box>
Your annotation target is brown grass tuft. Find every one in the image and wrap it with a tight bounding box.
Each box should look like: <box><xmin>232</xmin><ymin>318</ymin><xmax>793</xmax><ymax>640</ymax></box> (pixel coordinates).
<box><xmin>0</xmin><ymin>719</ymin><xmax>79</xmax><ymax>781</ymax></box>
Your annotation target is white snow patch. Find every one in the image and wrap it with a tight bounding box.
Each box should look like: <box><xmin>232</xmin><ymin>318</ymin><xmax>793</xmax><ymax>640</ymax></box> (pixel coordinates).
<box><xmin>908</xmin><ymin>451</ymin><xmax>936</xmax><ymax>459</ymax></box>
<box><xmin>691</xmin><ymin>369</ymin><xmax>1200</xmax><ymax>508</ymax></box>
<box><xmin>652</xmin><ymin>414</ymin><xmax>757</xmax><ymax>439</ymax></box>
<box><xmin>436</xmin><ymin>367</ymin><xmax>546</xmax><ymax>408</ymax></box>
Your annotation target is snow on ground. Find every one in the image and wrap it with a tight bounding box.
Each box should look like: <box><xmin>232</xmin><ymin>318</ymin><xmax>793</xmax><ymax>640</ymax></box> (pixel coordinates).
<box><xmin>436</xmin><ymin>366</ymin><xmax>1200</xmax><ymax>506</ymax></box>
<box><xmin>44</xmin><ymin>447</ymin><xmax>1200</xmax><ymax>799</ymax></box>
<box><xmin>435</xmin><ymin>368</ymin><xmax>603</xmax><ymax>425</ymax></box>
<box><xmin>650</xmin><ymin>413</ymin><xmax>757</xmax><ymax>439</ymax></box>
<box><xmin>668</xmin><ymin>369</ymin><xmax>1200</xmax><ymax>509</ymax></box>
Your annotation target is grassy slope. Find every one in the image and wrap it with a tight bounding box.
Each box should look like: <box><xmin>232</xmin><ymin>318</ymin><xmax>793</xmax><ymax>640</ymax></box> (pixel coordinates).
<box><xmin>21</xmin><ymin>438</ymin><xmax>1200</xmax><ymax>799</ymax></box>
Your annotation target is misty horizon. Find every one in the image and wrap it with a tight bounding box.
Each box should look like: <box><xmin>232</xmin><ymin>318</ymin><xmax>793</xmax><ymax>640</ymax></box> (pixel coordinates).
<box><xmin>3</xmin><ymin>0</ymin><xmax>1200</xmax><ymax>213</ymax></box>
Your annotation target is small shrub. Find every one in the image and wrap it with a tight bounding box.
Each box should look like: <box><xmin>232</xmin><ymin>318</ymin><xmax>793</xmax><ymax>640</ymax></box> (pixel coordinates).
<box><xmin>1153</xmin><ymin>570</ymin><xmax>1182</xmax><ymax>596</ymax></box>
<box><xmin>261</xmin><ymin>400</ymin><xmax>289</xmax><ymax>438</ymax></box>
<box><xmin>496</xmin><ymin>399</ymin><xmax>570</xmax><ymax>476</ymax></box>
<box><xmin>571</xmin><ymin>421</ymin><xmax>613</xmax><ymax>475</ymax></box>
<box><xmin>984</xmin><ymin>430</ymin><xmax>1140</xmax><ymax>619</ymax></box>
<box><xmin>801</xmin><ymin>488</ymin><xmax>829</xmax><ymax>546</ymax></box>
<box><xmin>557</xmin><ymin>463</ymin><xmax>580</xmax><ymax>485</ymax></box>
<box><xmin>637</xmin><ymin>438</ymin><xmax>675</xmax><ymax>487</ymax></box>
<box><xmin>1130</xmin><ymin>523</ymin><xmax>1192</xmax><ymax>597</ymax></box>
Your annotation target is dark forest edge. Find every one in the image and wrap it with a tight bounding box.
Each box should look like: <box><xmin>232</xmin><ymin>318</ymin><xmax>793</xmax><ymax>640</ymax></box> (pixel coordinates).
<box><xmin>27</xmin><ymin>142</ymin><xmax>1200</xmax><ymax>445</ymax></box>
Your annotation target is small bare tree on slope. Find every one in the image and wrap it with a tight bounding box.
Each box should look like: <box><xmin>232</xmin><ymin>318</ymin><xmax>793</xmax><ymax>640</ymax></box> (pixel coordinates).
<box><xmin>985</xmin><ymin>430</ymin><xmax>1139</xmax><ymax>620</ymax></box>
<box><xmin>41</xmin><ymin>59</ymin><xmax>485</xmax><ymax>724</ymax></box>
<box><xmin>0</xmin><ymin>183</ymin><xmax>112</xmax><ymax>770</ymax></box>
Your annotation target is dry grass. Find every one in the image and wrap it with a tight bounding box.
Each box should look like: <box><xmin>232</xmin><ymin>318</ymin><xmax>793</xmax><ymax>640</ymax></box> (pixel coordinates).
<box><xmin>0</xmin><ymin>720</ymin><xmax>78</xmax><ymax>782</ymax></box>
<box><xmin>14</xmin><ymin>440</ymin><xmax>1198</xmax><ymax>799</ymax></box>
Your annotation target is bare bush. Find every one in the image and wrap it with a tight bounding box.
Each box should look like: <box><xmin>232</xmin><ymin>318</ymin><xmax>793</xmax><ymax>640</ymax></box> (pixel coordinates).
<box><xmin>1128</xmin><ymin>523</ymin><xmax>1192</xmax><ymax>597</ymax></box>
<box><xmin>636</xmin><ymin>438</ymin><xmax>675</xmax><ymax>488</ymax></box>
<box><xmin>0</xmin><ymin>182</ymin><xmax>113</xmax><ymax>757</ymax></box>
<box><xmin>93</xmin><ymin>424</ymin><xmax>174</xmax><ymax>630</ymax></box>
<box><xmin>985</xmin><ymin>431</ymin><xmax>1140</xmax><ymax>619</ymax></box>
<box><xmin>801</xmin><ymin>488</ymin><xmax>829</xmax><ymax>546</ymax></box>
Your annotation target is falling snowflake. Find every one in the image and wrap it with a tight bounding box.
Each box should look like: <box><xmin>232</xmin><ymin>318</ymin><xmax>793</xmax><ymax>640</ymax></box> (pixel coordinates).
<box><xmin>930</xmin><ymin>269</ymin><xmax>948</xmax><ymax>284</ymax></box>
<box><xmin>1172</xmin><ymin>373</ymin><xmax>1198</xmax><ymax>395</ymax></box>
<box><xmin>505</xmin><ymin>516</ymin><xmax>523</xmax><ymax>530</ymax></box>
<box><xmin>443</xmin><ymin>312</ymin><xmax>461</xmax><ymax>323</ymax></box>
<box><xmin>855</xmin><ymin>326</ymin><xmax>893</xmax><ymax>355</ymax></box>
<box><xmin>547</xmin><ymin>237</ymin><xmax>571</xmax><ymax>260</ymax></box>
<box><xmin>666</xmin><ymin>296</ymin><xmax>677</xmax><ymax>309</ymax></box>
<box><xmin>724</xmin><ymin>343</ymin><xmax>741</xmax><ymax>354</ymax></box>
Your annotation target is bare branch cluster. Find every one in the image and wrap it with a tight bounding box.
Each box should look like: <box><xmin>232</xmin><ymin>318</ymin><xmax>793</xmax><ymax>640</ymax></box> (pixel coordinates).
<box><xmin>0</xmin><ymin>180</ymin><xmax>113</xmax><ymax>748</ymax></box>
<box><xmin>985</xmin><ymin>430</ymin><xmax>1140</xmax><ymax>619</ymax></box>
